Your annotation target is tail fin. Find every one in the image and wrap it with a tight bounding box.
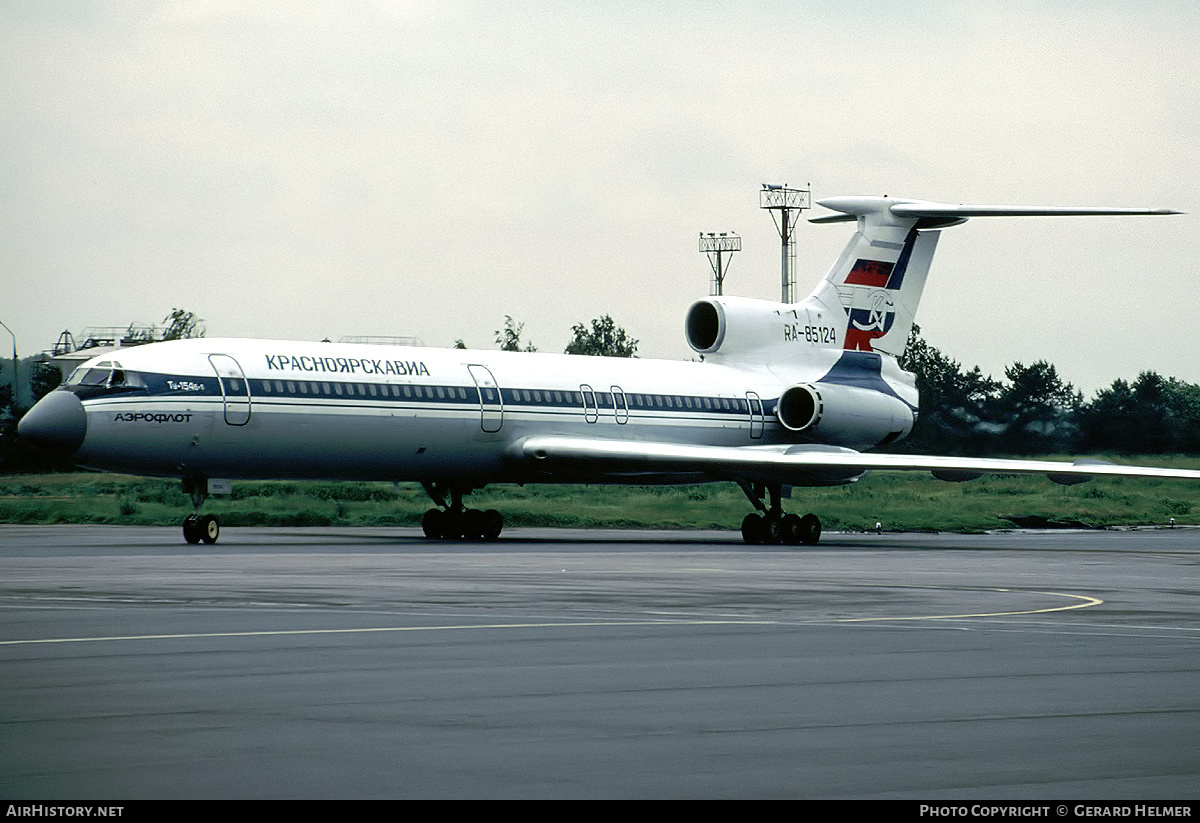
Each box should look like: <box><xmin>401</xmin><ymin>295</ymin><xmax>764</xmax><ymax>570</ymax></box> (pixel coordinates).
<box><xmin>802</xmin><ymin>196</ymin><xmax>1179</xmax><ymax>359</ymax></box>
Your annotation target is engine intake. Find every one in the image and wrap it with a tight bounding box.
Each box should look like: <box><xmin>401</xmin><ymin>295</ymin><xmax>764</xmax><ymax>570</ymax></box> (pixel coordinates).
<box><xmin>685</xmin><ymin>297</ymin><xmax>786</xmax><ymax>358</ymax></box>
<box><xmin>776</xmin><ymin>382</ymin><xmax>915</xmax><ymax>448</ymax></box>
<box><xmin>685</xmin><ymin>301</ymin><xmax>724</xmax><ymax>353</ymax></box>
<box><xmin>776</xmin><ymin>384</ymin><xmax>821</xmax><ymax>432</ymax></box>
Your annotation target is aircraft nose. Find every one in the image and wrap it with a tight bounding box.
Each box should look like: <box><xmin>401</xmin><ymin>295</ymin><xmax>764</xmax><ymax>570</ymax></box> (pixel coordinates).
<box><xmin>18</xmin><ymin>390</ymin><xmax>88</xmax><ymax>455</ymax></box>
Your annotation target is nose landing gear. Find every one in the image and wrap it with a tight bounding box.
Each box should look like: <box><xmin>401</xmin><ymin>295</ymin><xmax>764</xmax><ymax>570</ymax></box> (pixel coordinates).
<box><xmin>181</xmin><ymin>478</ymin><xmax>220</xmax><ymax>544</ymax></box>
<box><xmin>183</xmin><ymin>512</ymin><xmax>220</xmax><ymax>544</ymax></box>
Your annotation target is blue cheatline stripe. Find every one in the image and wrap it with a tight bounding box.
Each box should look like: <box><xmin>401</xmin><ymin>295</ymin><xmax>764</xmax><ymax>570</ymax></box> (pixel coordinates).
<box><xmin>97</xmin><ymin>371</ymin><xmax>777</xmax><ymax>420</ymax></box>
<box><xmin>815</xmin><ymin>351</ymin><xmax>913</xmax><ymax>408</ymax></box>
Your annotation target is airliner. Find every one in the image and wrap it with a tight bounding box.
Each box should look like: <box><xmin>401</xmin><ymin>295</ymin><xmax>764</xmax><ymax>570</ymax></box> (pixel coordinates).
<box><xmin>18</xmin><ymin>195</ymin><xmax>1200</xmax><ymax>545</ymax></box>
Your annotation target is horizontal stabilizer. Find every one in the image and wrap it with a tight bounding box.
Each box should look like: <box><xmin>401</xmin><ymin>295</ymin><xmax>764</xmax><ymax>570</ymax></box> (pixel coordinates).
<box><xmin>812</xmin><ymin>196</ymin><xmax>1181</xmax><ymax>223</ymax></box>
<box><xmin>801</xmin><ymin>194</ymin><xmax>1182</xmax><ymax>358</ymax></box>
<box><xmin>889</xmin><ymin>202</ymin><xmax>1182</xmax><ymax>218</ymax></box>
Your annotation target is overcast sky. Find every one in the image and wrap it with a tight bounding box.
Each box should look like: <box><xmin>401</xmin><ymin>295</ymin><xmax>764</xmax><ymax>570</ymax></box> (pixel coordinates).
<box><xmin>2</xmin><ymin>0</ymin><xmax>1197</xmax><ymax>394</ymax></box>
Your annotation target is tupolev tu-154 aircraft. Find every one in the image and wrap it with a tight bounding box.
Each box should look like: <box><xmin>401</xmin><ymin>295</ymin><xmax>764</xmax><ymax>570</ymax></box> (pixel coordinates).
<box><xmin>18</xmin><ymin>195</ymin><xmax>1200</xmax><ymax>545</ymax></box>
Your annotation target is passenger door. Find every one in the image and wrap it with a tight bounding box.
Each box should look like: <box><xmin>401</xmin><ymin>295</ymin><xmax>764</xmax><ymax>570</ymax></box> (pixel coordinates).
<box><xmin>580</xmin><ymin>384</ymin><xmax>599</xmax><ymax>424</ymax></box>
<box><xmin>209</xmin><ymin>354</ymin><xmax>251</xmax><ymax>426</ymax></box>
<box><xmin>610</xmin><ymin>385</ymin><xmax>629</xmax><ymax>424</ymax></box>
<box><xmin>467</xmin><ymin>365</ymin><xmax>504</xmax><ymax>433</ymax></box>
<box><xmin>746</xmin><ymin>391</ymin><xmax>764</xmax><ymax>439</ymax></box>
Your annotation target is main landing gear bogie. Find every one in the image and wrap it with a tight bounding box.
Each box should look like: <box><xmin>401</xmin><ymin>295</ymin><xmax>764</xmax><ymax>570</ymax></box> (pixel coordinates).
<box><xmin>420</xmin><ymin>482</ymin><xmax>504</xmax><ymax>541</ymax></box>
<box><xmin>422</xmin><ymin>507</ymin><xmax>503</xmax><ymax>541</ymax></box>
<box><xmin>737</xmin><ymin>481</ymin><xmax>822</xmax><ymax>546</ymax></box>
<box><xmin>740</xmin><ymin>511</ymin><xmax>821</xmax><ymax>545</ymax></box>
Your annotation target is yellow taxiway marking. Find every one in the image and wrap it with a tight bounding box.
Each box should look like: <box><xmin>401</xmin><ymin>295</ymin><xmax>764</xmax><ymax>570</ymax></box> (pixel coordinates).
<box><xmin>0</xmin><ymin>619</ymin><xmax>770</xmax><ymax>646</ymax></box>
<box><xmin>836</xmin><ymin>588</ymin><xmax>1103</xmax><ymax>622</ymax></box>
<box><xmin>0</xmin><ymin>588</ymin><xmax>1104</xmax><ymax>646</ymax></box>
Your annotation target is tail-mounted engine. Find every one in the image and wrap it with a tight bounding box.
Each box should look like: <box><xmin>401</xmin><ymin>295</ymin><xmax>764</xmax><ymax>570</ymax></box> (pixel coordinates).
<box><xmin>686</xmin><ymin>297</ymin><xmax>796</xmax><ymax>359</ymax></box>
<box><xmin>776</xmin><ymin>382</ymin><xmax>914</xmax><ymax>449</ymax></box>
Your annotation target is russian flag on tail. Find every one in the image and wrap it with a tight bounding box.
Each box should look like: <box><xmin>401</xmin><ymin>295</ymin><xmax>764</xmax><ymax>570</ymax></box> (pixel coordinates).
<box><xmin>844</xmin><ymin>259</ymin><xmax>894</xmax><ymax>288</ymax></box>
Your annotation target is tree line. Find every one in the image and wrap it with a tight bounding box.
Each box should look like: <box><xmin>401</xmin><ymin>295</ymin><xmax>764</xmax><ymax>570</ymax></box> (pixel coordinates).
<box><xmin>898</xmin><ymin>325</ymin><xmax>1200</xmax><ymax>455</ymax></box>
<box><xmin>459</xmin><ymin>314</ymin><xmax>640</xmax><ymax>358</ymax></box>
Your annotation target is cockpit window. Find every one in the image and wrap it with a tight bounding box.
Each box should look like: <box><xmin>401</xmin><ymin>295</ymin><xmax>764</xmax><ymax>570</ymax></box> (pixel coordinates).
<box><xmin>78</xmin><ymin>367</ymin><xmax>113</xmax><ymax>386</ymax></box>
<box><xmin>64</xmin><ymin>361</ymin><xmax>146</xmax><ymax>395</ymax></box>
<box><xmin>106</xmin><ymin>365</ymin><xmax>145</xmax><ymax>390</ymax></box>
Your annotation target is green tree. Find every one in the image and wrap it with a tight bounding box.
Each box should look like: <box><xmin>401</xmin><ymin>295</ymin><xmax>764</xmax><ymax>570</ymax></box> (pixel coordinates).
<box><xmin>495</xmin><ymin>316</ymin><xmax>536</xmax><ymax>352</ymax></box>
<box><xmin>161</xmin><ymin>309</ymin><xmax>205</xmax><ymax>341</ymax></box>
<box><xmin>30</xmin><ymin>361</ymin><xmax>62</xmax><ymax>403</ymax></box>
<box><xmin>996</xmin><ymin>360</ymin><xmax>1081</xmax><ymax>453</ymax></box>
<box><xmin>1</xmin><ymin>357</ymin><xmax>69</xmax><ymax>472</ymax></box>
<box><xmin>1078</xmin><ymin>372</ymin><xmax>1200</xmax><ymax>454</ymax></box>
<box><xmin>898</xmin><ymin>325</ymin><xmax>1000</xmax><ymax>452</ymax></box>
<box><xmin>564</xmin><ymin>315</ymin><xmax>638</xmax><ymax>357</ymax></box>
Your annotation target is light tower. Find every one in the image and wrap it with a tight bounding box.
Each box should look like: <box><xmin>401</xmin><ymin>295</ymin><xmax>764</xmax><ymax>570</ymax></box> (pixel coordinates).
<box><xmin>759</xmin><ymin>183</ymin><xmax>811</xmax><ymax>303</ymax></box>
<box><xmin>0</xmin><ymin>319</ymin><xmax>16</xmax><ymax>412</ymax></box>
<box><xmin>699</xmin><ymin>231</ymin><xmax>740</xmax><ymax>295</ymax></box>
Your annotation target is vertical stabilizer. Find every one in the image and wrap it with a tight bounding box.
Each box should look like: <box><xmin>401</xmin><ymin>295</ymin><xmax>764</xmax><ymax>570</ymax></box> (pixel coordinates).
<box><xmin>803</xmin><ymin>197</ymin><xmax>943</xmax><ymax>358</ymax></box>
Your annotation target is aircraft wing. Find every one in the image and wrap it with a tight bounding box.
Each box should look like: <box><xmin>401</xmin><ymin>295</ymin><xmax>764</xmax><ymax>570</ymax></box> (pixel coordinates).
<box><xmin>513</xmin><ymin>436</ymin><xmax>1200</xmax><ymax>486</ymax></box>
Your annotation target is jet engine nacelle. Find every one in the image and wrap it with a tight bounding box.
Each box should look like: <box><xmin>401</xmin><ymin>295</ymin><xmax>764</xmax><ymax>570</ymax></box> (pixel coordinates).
<box><xmin>685</xmin><ymin>296</ymin><xmax>789</xmax><ymax>358</ymax></box>
<box><xmin>776</xmin><ymin>382</ymin><xmax>915</xmax><ymax>449</ymax></box>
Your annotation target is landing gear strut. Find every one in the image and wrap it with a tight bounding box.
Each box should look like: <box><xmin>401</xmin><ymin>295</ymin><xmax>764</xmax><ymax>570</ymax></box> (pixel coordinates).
<box><xmin>421</xmin><ymin>483</ymin><xmax>503</xmax><ymax>541</ymax></box>
<box><xmin>738</xmin><ymin>482</ymin><xmax>821</xmax><ymax>546</ymax></box>
<box><xmin>181</xmin><ymin>478</ymin><xmax>220</xmax><ymax>545</ymax></box>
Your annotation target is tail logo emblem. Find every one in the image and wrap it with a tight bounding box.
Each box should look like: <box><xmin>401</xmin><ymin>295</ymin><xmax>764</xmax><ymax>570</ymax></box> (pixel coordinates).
<box><xmin>838</xmin><ymin>258</ymin><xmax>899</xmax><ymax>351</ymax></box>
<box><xmin>842</xmin><ymin>288</ymin><xmax>895</xmax><ymax>351</ymax></box>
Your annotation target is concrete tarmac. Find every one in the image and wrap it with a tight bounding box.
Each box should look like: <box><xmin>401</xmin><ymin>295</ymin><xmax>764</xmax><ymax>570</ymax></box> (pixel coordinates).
<box><xmin>1</xmin><ymin>525</ymin><xmax>1197</xmax><ymax>799</ymax></box>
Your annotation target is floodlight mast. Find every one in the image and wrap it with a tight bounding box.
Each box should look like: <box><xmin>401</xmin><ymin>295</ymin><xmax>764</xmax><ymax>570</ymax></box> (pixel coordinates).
<box><xmin>0</xmin><ymin>319</ymin><xmax>15</xmax><ymax>411</ymax></box>
<box><xmin>699</xmin><ymin>232</ymin><xmax>741</xmax><ymax>295</ymax></box>
<box><xmin>759</xmin><ymin>183</ymin><xmax>811</xmax><ymax>303</ymax></box>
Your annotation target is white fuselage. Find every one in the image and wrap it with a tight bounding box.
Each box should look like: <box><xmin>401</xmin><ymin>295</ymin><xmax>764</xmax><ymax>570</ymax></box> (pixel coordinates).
<box><xmin>56</xmin><ymin>336</ymin><xmax>916</xmax><ymax>486</ymax></box>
